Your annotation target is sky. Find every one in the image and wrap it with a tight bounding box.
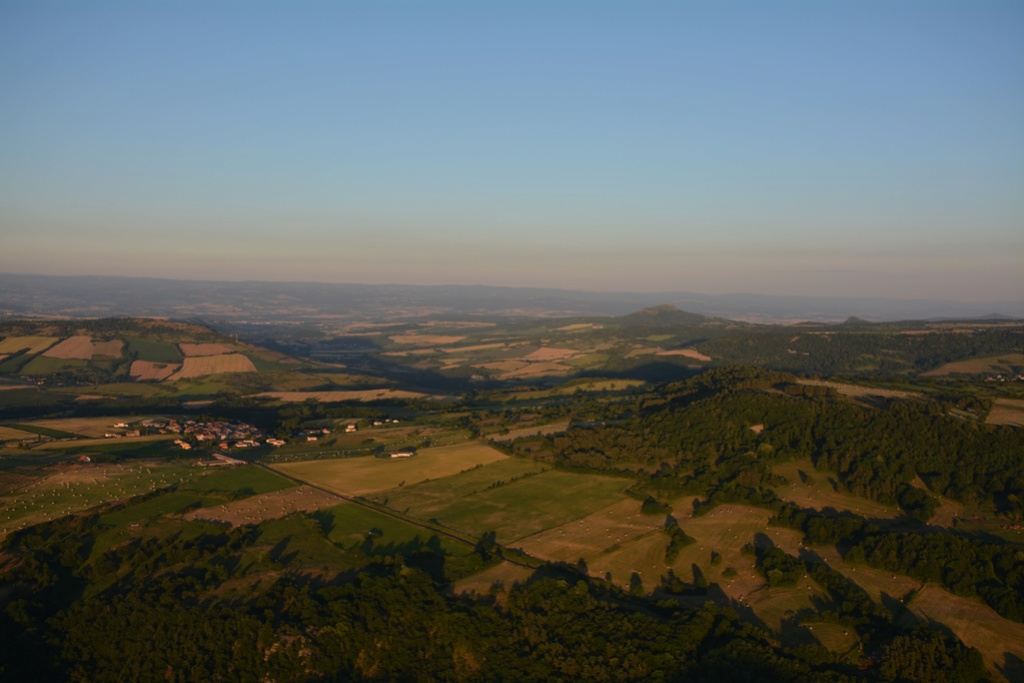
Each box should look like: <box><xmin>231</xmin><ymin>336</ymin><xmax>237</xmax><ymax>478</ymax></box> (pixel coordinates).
<box><xmin>1</xmin><ymin>0</ymin><xmax>1022</xmax><ymax>300</ymax></box>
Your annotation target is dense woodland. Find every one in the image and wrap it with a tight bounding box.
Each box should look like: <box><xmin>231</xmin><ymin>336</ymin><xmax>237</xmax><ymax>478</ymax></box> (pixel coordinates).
<box><xmin>0</xmin><ymin>508</ymin><xmax>993</xmax><ymax>682</ymax></box>
<box><xmin>510</xmin><ymin>368</ymin><xmax>1024</xmax><ymax>520</ymax></box>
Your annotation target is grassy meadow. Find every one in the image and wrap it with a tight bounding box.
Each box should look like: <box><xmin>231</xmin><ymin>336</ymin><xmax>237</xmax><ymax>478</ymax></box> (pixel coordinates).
<box><xmin>772</xmin><ymin>459</ymin><xmax>903</xmax><ymax>519</ymax></box>
<box><xmin>124</xmin><ymin>336</ymin><xmax>183</xmax><ymax>363</ymax></box>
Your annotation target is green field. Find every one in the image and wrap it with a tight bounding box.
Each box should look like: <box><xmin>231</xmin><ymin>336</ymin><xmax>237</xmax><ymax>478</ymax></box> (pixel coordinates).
<box><xmin>125</xmin><ymin>336</ymin><xmax>183</xmax><ymax>363</ymax></box>
<box><xmin>85</xmin><ymin>382</ymin><xmax>172</xmax><ymax>397</ymax></box>
<box><xmin>88</xmin><ymin>466</ymin><xmax>303</xmax><ymax>557</ymax></box>
<box><xmin>323</xmin><ymin>503</ymin><xmax>469</xmax><ymax>559</ymax></box>
<box><xmin>99</xmin><ymin>490</ymin><xmax>219</xmax><ymax>528</ymax></box>
<box><xmin>271</xmin><ymin>441</ymin><xmax>509</xmax><ymax>496</ymax></box>
<box><xmin>186</xmin><ymin>466</ymin><xmax>296</xmax><ymax>496</ymax></box>
<box><xmin>386</xmin><ymin>468</ymin><xmax>630</xmax><ymax>544</ymax></box>
<box><xmin>33</xmin><ymin>434</ymin><xmax>179</xmax><ymax>456</ymax></box>
<box><xmin>4</xmin><ymin>422</ymin><xmax>84</xmax><ymax>438</ymax></box>
<box><xmin>0</xmin><ymin>388</ymin><xmax>72</xmax><ymax>410</ymax></box>
<box><xmin>372</xmin><ymin>458</ymin><xmax>550</xmax><ymax>511</ymax></box>
<box><xmin>20</xmin><ymin>356</ymin><xmax>89</xmax><ymax>375</ymax></box>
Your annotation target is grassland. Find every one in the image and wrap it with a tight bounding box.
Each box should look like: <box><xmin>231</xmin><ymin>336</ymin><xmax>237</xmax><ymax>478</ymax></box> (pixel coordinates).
<box><xmin>83</xmin><ymin>382</ymin><xmax>171</xmax><ymax>397</ymax></box>
<box><xmin>590</xmin><ymin>504</ymin><xmax>808</xmax><ymax>600</ymax></box>
<box><xmin>20</xmin><ymin>356</ymin><xmax>89</xmax><ymax>375</ymax></box>
<box><xmin>271</xmin><ymin>441</ymin><xmax>510</xmax><ymax>496</ymax></box>
<box><xmin>810</xmin><ymin>545</ymin><xmax>1023</xmax><ymax>681</ymax></box>
<box><xmin>487</xmin><ymin>420</ymin><xmax>570</xmax><ymax>441</ymax></box>
<box><xmin>922</xmin><ymin>353</ymin><xmax>1024</xmax><ymax>377</ymax></box>
<box><xmin>905</xmin><ymin>585</ymin><xmax>1024</xmax><ymax>681</ymax></box>
<box><xmin>322</xmin><ymin>503</ymin><xmax>468</xmax><ymax>559</ymax></box>
<box><xmin>125</xmin><ymin>336</ymin><xmax>183</xmax><ymax>363</ymax></box>
<box><xmin>453</xmin><ymin>560</ymin><xmax>535</xmax><ymax>598</ymax></box>
<box><xmin>772</xmin><ymin>459</ymin><xmax>902</xmax><ymax>519</ymax></box>
<box><xmin>493</xmin><ymin>379</ymin><xmax>646</xmax><ymax>404</ymax></box>
<box><xmin>187</xmin><ymin>465</ymin><xmax>297</xmax><ymax>496</ymax></box>
<box><xmin>796</xmin><ymin>379</ymin><xmax>923</xmax><ymax>401</ymax></box>
<box><xmin>0</xmin><ymin>335</ymin><xmax>59</xmax><ymax>355</ymax></box>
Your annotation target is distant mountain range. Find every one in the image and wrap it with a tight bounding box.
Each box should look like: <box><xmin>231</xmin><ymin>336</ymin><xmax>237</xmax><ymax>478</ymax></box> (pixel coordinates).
<box><xmin>1</xmin><ymin>272</ymin><xmax>1021</xmax><ymax>323</ymax></box>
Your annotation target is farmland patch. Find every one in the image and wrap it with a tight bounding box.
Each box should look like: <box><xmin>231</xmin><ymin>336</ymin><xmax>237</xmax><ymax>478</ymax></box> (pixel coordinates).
<box><xmin>373</xmin><ymin>458</ymin><xmax>549</xmax><ymax>514</ymax></box>
<box><xmin>391</xmin><ymin>469</ymin><xmax>629</xmax><ymax>544</ymax></box>
<box><xmin>906</xmin><ymin>585</ymin><xmax>1024</xmax><ymax>682</ymax></box>
<box><xmin>271</xmin><ymin>441</ymin><xmax>509</xmax><ymax>497</ymax></box>
<box><xmin>33</xmin><ymin>434</ymin><xmax>178</xmax><ymax>451</ymax></box>
<box><xmin>90</xmin><ymin>340</ymin><xmax>123</xmax><ymax>357</ymax></box>
<box><xmin>389</xmin><ymin>334</ymin><xmax>466</xmax><ymax>346</ymax></box>
<box><xmin>987</xmin><ymin>398</ymin><xmax>1024</xmax><ymax>427</ymax></box>
<box><xmin>488</xmin><ymin>420</ymin><xmax>569</xmax><ymax>441</ymax></box>
<box><xmin>0</xmin><ymin>460</ymin><xmax>198</xmax><ymax>536</ymax></box>
<box><xmin>922</xmin><ymin>353</ymin><xmax>1024</xmax><ymax>377</ymax></box>
<box><xmin>20</xmin><ymin>356</ymin><xmax>88</xmax><ymax>375</ymax></box>
<box><xmin>453</xmin><ymin>561</ymin><xmax>535</xmax><ymax>598</ymax></box>
<box><xmin>42</xmin><ymin>336</ymin><xmax>97</xmax><ymax>360</ymax></box>
<box><xmin>168</xmin><ymin>354</ymin><xmax>258</xmax><ymax>380</ymax></box>
<box><xmin>772</xmin><ymin>460</ymin><xmax>902</xmax><ymax>519</ymax></box>
<box><xmin>514</xmin><ymin>498</ymin><xmax>662</xmax><ymax>566</ymax></box>
<box><xmin>19</xmin><ymin>416</ymin><xmax>156</xmax><ymax>438</ymax></box>
<box><xmin>0</xmin><ymin>336</ymin><xmax>59</xmax><ymax>355</ymax></box>
<box><xmin>656</xmin><ymin>348</ymin><xmax>711</xmax><ymax>361</ymax></box>
<box><xmin>522</xmin><ymin>347</ymin><xmax>577</xmax><ymax>362</ymax></box>
<box><xmin>125</xmin><ymin>337</ymin><xmax>182</xmax><ymax>363</ymax></box>
<box><xmin>795</xmin><ymin>379</ymin><xmax>922</xmax><ymax>401</ymax></box>
<box><xmin>130</xmin><ymin>360</ymin><xmax>179</xmax><ymax>381</ymax></box>
<box><xmin>259</xmin><ymin>389</ymin><xmax>433</xmax><ymax>402</ymax></box>
<box><xmin>179</xmin><ymin>343</ymin><xmax>237</xmax><ymax>356</ymax></box>
<box><xmin>814</xmin><ymin>545</ymin><xmax>1022</xmax><ymax>682</ymax></box>
<box><xmin>0</xmin><ymin>425</ymin><xmax>36</xmax><ymax>440</ymax></box>
<box><xmin>184</xmin><ymin>485</ymin><xmax>340</xmax><ymax>526</ymax></box>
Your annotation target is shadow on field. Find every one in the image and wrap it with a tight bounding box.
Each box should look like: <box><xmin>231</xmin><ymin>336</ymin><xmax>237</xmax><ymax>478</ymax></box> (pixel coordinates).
<box><xmin>1000</xmin><ymin>653</ymin><xmax>1024</xmax><ymax>682</ymax></box>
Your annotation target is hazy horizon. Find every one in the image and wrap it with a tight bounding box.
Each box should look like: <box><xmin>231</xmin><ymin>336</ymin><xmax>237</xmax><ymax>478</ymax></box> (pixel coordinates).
<box><xmin>3</xmin><ymin>1</ymin><xmax>1022</xmax><ymax>300</ymax></box>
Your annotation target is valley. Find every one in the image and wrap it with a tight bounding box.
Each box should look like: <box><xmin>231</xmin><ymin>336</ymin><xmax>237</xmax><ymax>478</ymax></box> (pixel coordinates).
<box><xmin>0</xmin><ymin>309</ymin><xmax>1022</xmax><ymax>681</ymax></box>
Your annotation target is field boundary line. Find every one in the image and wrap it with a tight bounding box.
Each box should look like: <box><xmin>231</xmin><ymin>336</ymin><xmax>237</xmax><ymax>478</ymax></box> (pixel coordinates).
<box><xmin>257</xmin><ymin>463</ymin><xmax>548</xmax><ymax>574</ymax></box>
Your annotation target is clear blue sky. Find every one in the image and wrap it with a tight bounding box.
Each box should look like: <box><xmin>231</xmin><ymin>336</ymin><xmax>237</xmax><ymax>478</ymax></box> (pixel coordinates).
<box><xmin>2</xmin><ymin>0</ymin><xmax>1022</xmax><ymax>299</ymax></box>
